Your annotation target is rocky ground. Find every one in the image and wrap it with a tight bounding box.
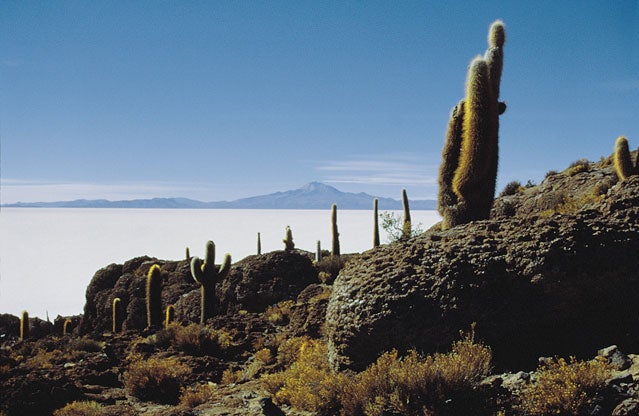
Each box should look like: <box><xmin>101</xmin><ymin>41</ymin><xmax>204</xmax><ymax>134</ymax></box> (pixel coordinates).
<box><xmin>2</xmin><ymin>154</ymin><xmax>639</xmax><ymax>415</ymax></box>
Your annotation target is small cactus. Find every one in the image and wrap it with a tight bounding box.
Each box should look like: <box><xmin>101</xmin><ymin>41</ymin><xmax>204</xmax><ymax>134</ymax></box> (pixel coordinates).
<box><xmin>331</xmin><ymin>204</ymin><xmax>340</xmax><ymax>257</ymax></box>
<box><xmin>20</xmin><ymin>310</ymin><xmax>29</xmax><ymax>341</ymax></box>
<box><xmin>190</xmin><ymin>241</ymin><xmax>231</xmax><ymax>324</ymax></box>
<box><xmin>257</xmin><ymin>232</ymin><xmax>262</xmax><ymax>255</ymax></box>
<box><xmin>614</xmin><ymin>136</ymin><xmax>637</xmax><ymax>180</ymax></box>
<box><xmin>165</xmin><ymin>304</ymin><xmax>175</xmax><ymax>328</ymax></box>
<box><xmin>283</xmin><ymin>226</ymin><xmax>295</xmax><ymax>251</ymax></box>
<box><xmin>63</xmin><ymin>319</ymin><xmax>73</xmax><ymax>336</ymax></box>
<box><xmin>401</xmin><ymin>189</ymin><xmax>412</xmax><ymax>240</ymax></box>
<box><xmin>185</xmin><ymin>247</ymin><xmax>190</xmax><ymax>261</ymax></box>
<box><xmin>373</xmin><ymin>198</ymin><xmax>380</xmax><ymax>247</ymax></box>
<box><xmin>112</xmin><ymin>297</ymin><xmax>122</xmax><ymax>333</ymax></box>
<box><xmin>146</xmin><ymin>265</ymin><xmax>163</xmax><ymax>329</ymax></box>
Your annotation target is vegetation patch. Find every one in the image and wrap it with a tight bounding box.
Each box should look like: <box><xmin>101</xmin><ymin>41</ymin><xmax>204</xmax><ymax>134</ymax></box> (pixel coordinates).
<box><xmin>124</xmin><ymin>353</ymin><xmax>190</xmax><ymax>404</ymax></box>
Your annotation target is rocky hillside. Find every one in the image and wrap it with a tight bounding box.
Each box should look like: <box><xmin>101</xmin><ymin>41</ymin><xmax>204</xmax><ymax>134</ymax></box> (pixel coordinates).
<box><xmin>1</xmin><ymin>155</ymin><xmax>639</xmax><ymax>415</ymax></box>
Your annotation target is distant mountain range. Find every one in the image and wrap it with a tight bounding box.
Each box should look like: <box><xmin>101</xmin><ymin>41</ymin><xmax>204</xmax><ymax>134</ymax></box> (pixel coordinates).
<box><xmin>3</xmin><ymin>182</ymin><xmax>437</xmax><ymax>210</ymax></box>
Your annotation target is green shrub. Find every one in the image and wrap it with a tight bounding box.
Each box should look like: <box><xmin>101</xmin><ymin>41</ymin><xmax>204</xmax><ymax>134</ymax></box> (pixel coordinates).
<box><xmin>380</xmin><ymin>211</ymin><xmax>424</xmax><ymax>243</ymax></box>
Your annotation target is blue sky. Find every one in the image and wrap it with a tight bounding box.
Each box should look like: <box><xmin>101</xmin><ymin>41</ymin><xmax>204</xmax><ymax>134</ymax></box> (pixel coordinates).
<box><xmin>1</xmin><ymin>1</ymin><xmax>637</xmax><ymax>203</ymax></box>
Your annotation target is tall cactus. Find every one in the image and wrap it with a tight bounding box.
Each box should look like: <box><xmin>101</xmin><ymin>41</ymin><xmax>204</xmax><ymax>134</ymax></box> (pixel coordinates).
<box><xmin>257</xmin><ymin>232</ymin><xmax>262</xmax><ymax>255</ymax></box>
<box><xmin>20</xmin><ymin>310</ymin><xmax>29</xmax><ymax>341</ymax></box>
<box><xmin>331</xmin><ymin>204</ymin><xmax>340</xmax><ymax>257</ymax></box>
<box><xmin>165</xmin><ymin>304</ymin><xmax>175</xmax><ymax>328</ymax></box>
<box><xmin>373</xmin><ymin>198</ymin><xmax>380</xmax><ymax>247</ymax></box>
<box><xmin>146</xmin><ymin>265</ymin><xmax>163</xmax><ymax>329</ymax></box>
<box><xmin>185</xmin><ymin>247</ymin><xmax>190</xmax><ymax>261</ymax></box>
<box><xmin>112</xmin><ymin>297</ymin><xmax>122</xmax><ymax>333</ymax></box>
<box><xmin>614</xmin><ymin>136</ymin><xmax>637</xmax><ymax>180</ymax></box>
<box><xmin>190</xmin><ymin>241</ymin><xmax>231</xmax><ymax>324</ymax></box>
<box><xmin>63</xmin><ymin>319</ymin><xmax>73</xmax><ymax>336</ymax></box>
<box><xmin>401</xmin><ymin>189</ymin><xmax>412</xmax><ymax>240</ymax></box>
<box><xmin>438</xmin><ymin>20</ymin><xmax>506</xmax><ymax>230</ymax></box>
<box><xmin>283</xmin><ymin>226</ymin><xmax>295</xmax><ymax>251</ymax></box>
<box><xmin>316</xmin><ymin>240</ymin><xmax>322</xmax><ymax>263</ymax></box>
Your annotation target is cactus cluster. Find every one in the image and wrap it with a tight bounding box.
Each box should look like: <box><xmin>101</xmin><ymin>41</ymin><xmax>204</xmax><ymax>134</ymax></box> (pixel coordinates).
<box><xmin>614</xmin><ymin>136</ymin><xmax>638</xmax><ymax>180</ymax></box>
<box><xmin>438</xmin><ymin>20</ymin><xmax>506</xmax><ymax>230</ymax></box>
<box><xmin>190</xmin><ymin>241</ymin><xmax>231</xmax><ymax>324</ymax></box>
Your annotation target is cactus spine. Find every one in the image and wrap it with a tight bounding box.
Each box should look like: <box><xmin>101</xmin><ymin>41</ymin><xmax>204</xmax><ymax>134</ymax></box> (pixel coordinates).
<box><xmin>190</xmin><ymin>241</ymin><xmax>231</xmax><ymax>324</ymax></box>
<box><xmin>401</xmin><ymin>189</ymin><xmax>412</xmax><ymax>240</ymax></box>
<box><xmin>112</xmin><ymin>297</ymin><xmax>122</xmax><ymax>333</ymax></box>
<box><xmin>438</xmin><ymin>20</ymin><xmax>506</xmax><ymax>230</ymax></box>
<box><xmin>373</xmin><ymin>198</ymin><xmax>380</xmax><ymax>247</ymax></box>
<box><xmin>20</xmin><ymin>310</ymin><xmax>29</xmax><ymax>340</ymax></box>
<box><xmin>146</xmin><ymin>265</ymin><xmax>163</xmax><ymax>329</ymax></box>
<box><xmin>165</xmin><ymin>304</ymin><xmax>175</xmax><ymax>328</ymax></box>
<box><xmin>257</xmin><ymin>232</ymin><xmax>262</xmax><ymax>255</ymax></box>
<box><xmin>63</xmin><ymin>319</ymin><xmax>72</xmax><ymax>335</ymax></box>
<box><xmin>614</xmin><ymin>136</ymin><xmax>637</xmax><ymax>180</ymax></box>
<box><xmin>331</xmin><ymin>204</ymin><xmax>340</xmax><ymax>257</ymax></box>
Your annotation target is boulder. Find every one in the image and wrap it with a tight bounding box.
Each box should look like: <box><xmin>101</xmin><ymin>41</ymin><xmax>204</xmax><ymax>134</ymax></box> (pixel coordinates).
<box><xmin>326</xmin><ymin>176</ymin><xmax>639</xmax><ymax>371</ymax></box>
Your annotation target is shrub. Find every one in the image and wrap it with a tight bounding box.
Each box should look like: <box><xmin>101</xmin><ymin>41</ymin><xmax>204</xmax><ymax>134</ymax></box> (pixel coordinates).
<box><xmin>154</xmin><ymin>323</ymin><xmax>233</xmax><ymax>356</ymax></box>
<box><xmin>316</xmin><ymin>255</ymin><xmax>347</xmax><ymax>283</ymax></box>
<box><xmin>53</xmin><ymin>401</ymin><xmax>104</xmax><ymax>416</ymax></box>
<box><xmin>545</xmin><ymin>170</ymin><xmax>559</xmax><ymax>179</ymax></box>
<box><xmin>380</xmin><ymin>211</ymin><xmax>424</xmax><ymax>243</ymax></box>
<box><xmin>265</xmin><ymin>300</ymin><xmax>294</xmax><ymax>325</ymax></box>
<box><xmin>341</xmin><ymin>329</ymin><xmax>492</xmax><ymax>416</ymax></box>
<box><xmin>180</xmin><ymin>383</ymin><xmax>219</xmax><ymax>408</ymax></box>
<box><xmin>124</xmin><ymin>353</ymin><xmax>190</xmax><ymax>403</ymax></box>
<box><xmin>518</xmin><ymin>357</ymin><xmax>611</xmax><ymax>415</ymax></box>
<box><xmin>500</xmin><ymin>180</ymin><xmax>523</xmax><ymax>196</ymax></box>
<box><xmin>70</xmin><ymin>337</ymin><xmax>103</xmax><ymax>353</ymax></box>
<box><xmin>261</xmin><ymin>338</ymin><xmax>346</xmax><ymax>414</ymax></box>
<box><xmin>565</xmin><ymin>159</ymin><xmax>590</xmax><ymax>176</ymax></box>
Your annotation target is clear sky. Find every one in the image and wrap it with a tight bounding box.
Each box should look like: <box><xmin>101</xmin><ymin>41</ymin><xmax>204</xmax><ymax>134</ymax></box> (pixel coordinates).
<box><xmin>1</xmin><ymin>1</ymin><xmax>637</xmax><ymax>203</ymax></box>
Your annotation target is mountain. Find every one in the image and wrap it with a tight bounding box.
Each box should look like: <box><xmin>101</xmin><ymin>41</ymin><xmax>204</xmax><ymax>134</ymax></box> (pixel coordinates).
<box><xmin>3</xmin><ymin>182</ymin><xmax>436</xmax><ymax>210</ymax></box>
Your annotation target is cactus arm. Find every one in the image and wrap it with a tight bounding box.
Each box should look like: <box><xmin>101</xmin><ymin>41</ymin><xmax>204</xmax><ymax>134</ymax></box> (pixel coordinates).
<box><xmin>218</xmin><ymin>253</ymin><xmax>232</xmax><ymax>279</ymax></box>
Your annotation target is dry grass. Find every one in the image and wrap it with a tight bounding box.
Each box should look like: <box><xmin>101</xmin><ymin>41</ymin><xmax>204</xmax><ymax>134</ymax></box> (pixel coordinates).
<box><xmin>518</xmin><ymin>357</ymin><xmax>611</xmax><ymax>415</ymax></box>
<box><xmin>53</xmin><ymin>401</ymin><xmax>105</xmax><ymax>416</ymax></box>
<box><xmin>180</xmin><ymin>383</ymin><xmax>219</xmax><ymax>408</ymax></box>
<box><xmin>341</xmin><ymin>329</ymin><xmax>492</xmax><ymax>416</ymax></box>
<box><xmin>265</xmin><ymin>300</ymin><xmax>294</xmax><ymax>325</ymax></box>
<box><xmin>124</xmin><ymin>353</ymin><xmax>190</xmax><ymax>403</ymax></box>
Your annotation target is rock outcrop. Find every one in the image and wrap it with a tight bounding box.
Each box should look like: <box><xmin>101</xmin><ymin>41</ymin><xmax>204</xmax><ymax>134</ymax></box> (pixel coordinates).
<box><xmin>80</xmin><ymin>251</ymin><xmax>317</xmax><ymax>333</ymax></box>
<box><xmin>326</xmin><ymin>167</ymin><xmax>639</xmax><ymax>371</ymax></box>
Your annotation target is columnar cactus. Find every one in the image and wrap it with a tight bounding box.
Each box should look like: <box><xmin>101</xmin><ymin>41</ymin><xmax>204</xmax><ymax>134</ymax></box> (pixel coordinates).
<box><xmin>20</xmin><ymin>310</ymin><xmax>29</xmax><ymax>341</ymax></box>
<box><xmin>316</xmin><ymin>240</ymin><xmax>322</xmax><ymax>262</ymax></box>
<box><xmin>146</xmin><ymin>265</ymin><xmax>163</xmax><ymax>329</ymax></box>
<box><xmin>438</xmin><ymin>20</ymin><xmax>506</xmax><ymax>230</ymax></box>
<box><xmin>283</xmin><ymin>226</ymin><xmax>295</xmax><ymax>251</ymax></box>
<box><xmin>63</xmin><ymin>319</ymin><xmax>72</xmax><ymax>335</ymax></box>
<box><xmin>373</xmin><ymin>198</ymin><xmax>380</xmax><ymax>247</ymax></box>
<box><xmin>331</xmin><ymin>204</ymin><xmax>340</xmax><ymax>257</ymax></box>
<box><xmin>614</xmin><ymin>136</ymin><xmax>637</xmax><ymax>180</ymax></box>
<box><xmin>401</xmin><ymin>189</ymin><xmax>412</xmax><ymax>240</ymax></box>
<box><xmin>165</xmin><ymin>304</ymin><xmax>175</xmax><ymax>328</ymax></box>
<box><xmin>257</xmin><ymin>232</ymin><xmax>262</xmax><ymax>255</ymax></box>
<box><xmin>185</xmin><ymin>247</ymin><xmax>190</xmax><ymax>261</ymax></box>
<box><xmin>112</xmin><ymin>297</ymin><xmax>122</xmax><ymax>333</ymax></box>
<box><xmin>190</xmin><ymin>241</ymin><xmax>231</xmax><ymax>324</ymax></box>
